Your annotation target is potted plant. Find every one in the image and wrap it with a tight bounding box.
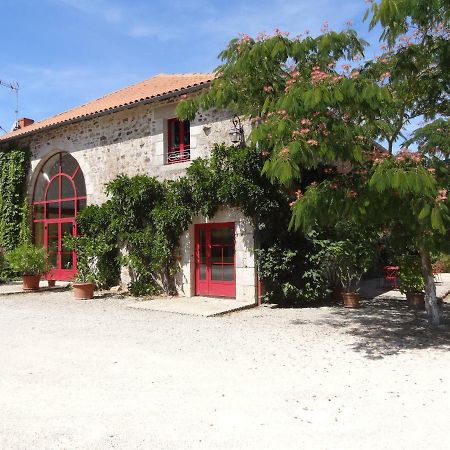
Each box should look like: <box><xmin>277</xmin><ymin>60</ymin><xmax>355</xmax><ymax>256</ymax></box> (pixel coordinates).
<box><xmin>330</xmin><ymin>239</ymin><xmax>374</xmax><ymax>308</ymax></box>
<box><xmin>5</xmin><ymin>244</ymin><xmax>48</xmax><ymax>290</ymax></box>
<box><xmin>398</xmin><ymin>256</ymin><xmax>425</xmax><ymax>309</ymax></box>
<box><xmin>64</xmin><ymin>234</ymin><xmax>111</xmax><ymax>300</ymax></box>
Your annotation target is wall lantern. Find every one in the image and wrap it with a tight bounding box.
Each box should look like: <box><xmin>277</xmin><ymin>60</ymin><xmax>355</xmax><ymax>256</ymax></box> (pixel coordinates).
<box><xmin>229</xmin><ymin>116</ymin><xmax>245</xmax><ymax>147</ymax></box>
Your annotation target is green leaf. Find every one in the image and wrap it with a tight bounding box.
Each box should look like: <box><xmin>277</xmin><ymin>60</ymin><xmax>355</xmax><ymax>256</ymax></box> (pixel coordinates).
<box><xmin>418</xmin><ymin>204</ymin><xmax>431</xmax><ymax>220</ymax></box>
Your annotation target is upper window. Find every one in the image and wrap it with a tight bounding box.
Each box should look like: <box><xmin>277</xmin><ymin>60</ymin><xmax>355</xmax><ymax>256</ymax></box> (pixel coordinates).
<box><xmin>167</xmin><ymin>118</ymin><xmax>190</xmax><ymax>164</ymax></box>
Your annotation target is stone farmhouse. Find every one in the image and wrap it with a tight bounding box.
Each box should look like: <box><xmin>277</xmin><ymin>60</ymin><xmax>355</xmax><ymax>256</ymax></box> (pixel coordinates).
<box><xmin>0</xmin><ymin>74</ymin><xmax>257</xmax><ymax>303</ymax></box>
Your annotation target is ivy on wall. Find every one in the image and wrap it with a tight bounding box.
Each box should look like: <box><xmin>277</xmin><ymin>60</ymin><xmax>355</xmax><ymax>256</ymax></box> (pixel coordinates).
<box><xmin>0</xmin><ymin>147</ymin><xmax>31</xmax><ymax>252</ymax></box>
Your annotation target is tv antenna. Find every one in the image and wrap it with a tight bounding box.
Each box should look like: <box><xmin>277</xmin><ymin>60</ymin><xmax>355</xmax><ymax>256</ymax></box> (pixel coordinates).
<box><xmin>0</xmin><ymin>79</ymin><xmax>20</xmax><ymax>132</ymax></box>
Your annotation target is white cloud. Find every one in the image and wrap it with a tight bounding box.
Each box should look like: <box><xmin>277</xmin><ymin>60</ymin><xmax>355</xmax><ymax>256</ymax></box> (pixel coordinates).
<box><xmin>128</xmin><ymin>25</ymin><xmax>179</xmax><ymax>42</ymax></box>
<box><xmin>55</xmin><ymin>0</ymin><xmax>125</xmax><ymax>23</ymax></box>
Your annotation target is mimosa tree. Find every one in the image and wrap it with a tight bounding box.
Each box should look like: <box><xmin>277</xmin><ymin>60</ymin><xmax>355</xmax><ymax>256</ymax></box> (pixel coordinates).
<box><xmin>177</xmin><ymin>2</ymin><xmax>450</xmax><ymax>325</ymax></box>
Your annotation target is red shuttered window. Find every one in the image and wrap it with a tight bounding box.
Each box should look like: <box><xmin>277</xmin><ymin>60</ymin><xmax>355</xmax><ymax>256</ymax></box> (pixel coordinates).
<box><xmin>167</xmin><ymin>118</ymin><xmax>190</xmax><ymax>164</ymax></box>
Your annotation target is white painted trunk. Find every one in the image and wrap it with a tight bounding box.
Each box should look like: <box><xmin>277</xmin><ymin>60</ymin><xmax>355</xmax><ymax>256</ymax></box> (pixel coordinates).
<box><xmin>419</xmin><ymin>245</ymin><xmax>441</xmax><ymax>327</ymax></box>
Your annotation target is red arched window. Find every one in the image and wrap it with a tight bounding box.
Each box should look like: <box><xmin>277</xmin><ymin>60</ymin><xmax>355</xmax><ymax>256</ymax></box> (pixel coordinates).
<box><xmin>32</xmin><ymin>152</ymin><xmax>86</xmax><ymax>280</ymax></box>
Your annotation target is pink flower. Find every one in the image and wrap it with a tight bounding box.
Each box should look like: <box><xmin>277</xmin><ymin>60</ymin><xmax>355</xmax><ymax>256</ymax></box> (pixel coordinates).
<box><xmin>379</xmin><ymin>71</ymin><xmax>391</xmax><ymax>82</ymax></box>
<box><xmin>307</xmin><ymin>139</ymin><xmax>318</xmax><ymax>146</ymax></box>
<box><xmin>299</xmin><ymin>128</ymin><xmax>310</xmax><ymax>134</ymax></box>
<box><xmin>300</xmin><ymin>118</ymin><xmax>311</xmax><ymax>125</ymax></box>
<box><xmin>263</xmin><ymin>85</ymin><xmax>274</xmax><ymax>93</ymax></box>
<box><xmin>437</xmin><ymin>189</ymin><xmax>448</xmax><ymax>202</ymax></box>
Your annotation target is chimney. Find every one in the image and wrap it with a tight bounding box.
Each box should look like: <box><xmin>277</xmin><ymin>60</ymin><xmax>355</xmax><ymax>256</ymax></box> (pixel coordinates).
<box><xmin>17</xmin><ymin>118</ymin><xmax>34</xmax><ymax>129</ymax></box>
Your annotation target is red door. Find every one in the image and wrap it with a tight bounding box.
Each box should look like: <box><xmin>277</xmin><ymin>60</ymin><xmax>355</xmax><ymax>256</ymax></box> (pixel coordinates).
<box><xmin>195</xmin><ymin>223</ymin><xmax>236</xmax><ymax>298</ymax></box>
<box><xmin>44</xmin><ymin>220</ymin><xmax>77</xmax><ymax>280</ymax></box>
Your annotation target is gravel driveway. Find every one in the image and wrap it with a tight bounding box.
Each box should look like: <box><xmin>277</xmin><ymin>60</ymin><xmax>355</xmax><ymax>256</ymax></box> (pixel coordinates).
<box><xmin>1</xmin><ymin>292</ymin><xmax>449</xmax><ymax>450</ymax></box>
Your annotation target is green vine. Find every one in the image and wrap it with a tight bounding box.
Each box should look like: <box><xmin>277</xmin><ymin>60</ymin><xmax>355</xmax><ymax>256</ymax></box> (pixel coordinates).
<box><xmin>0</xmin><ymin>147</ymin><xmax>30</xmax><ymax>248</ymax></box>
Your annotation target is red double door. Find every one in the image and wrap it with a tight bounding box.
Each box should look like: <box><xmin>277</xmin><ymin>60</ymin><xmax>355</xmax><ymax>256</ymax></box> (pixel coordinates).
<box><xmin>195</xmin><ymin>223</ymin><xmax>236</xmax><ymax>298</ymax></box>
<box><xmin>44</xmin><ymin>220</ymin><xmax>77</xmax><ymax>281</ymax></box>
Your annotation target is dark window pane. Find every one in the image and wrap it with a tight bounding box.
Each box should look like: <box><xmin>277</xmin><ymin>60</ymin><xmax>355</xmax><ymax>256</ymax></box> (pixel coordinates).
<box><xmin>200</xmin><ymin>229</ymin><xmax>206</xmax><ymax>246</ymax></box>
<box><xmin>49</xmin><ymin>253</ymin><xmax>58</xmax><ymax>268</ymax></box>
<box><xmin>183</xmin><ymin>120</ymin><xmax>190</xmax><ymax>147</ymax></box>
<box><xmin>211</xmin><ymin>246</ymin><xmax>222</xmax><ymax>263</ymax></box>
<box><xmin>47</xmin><ymin>228</ymin><xmax>58</xmax><ymax>252</ymax></box>
<box><xmin>46</xmin><ymin>179</ymin><xmax>59</xmax><ymax>201</ymax></box>
<box><xmin>61</xmin><ymin>176</ymin><xmax>74</xmax><ymax>199</ymax></box>
<box><xmin>33</xmin><ymin>222</ymin><xmax>45</xmax><ymax>247</ymax></box>
<box><xmin>61</xmin><ymin>223</ymin><xmax>74</xmax><ymax>252</ymax></box>
<box><xmin>211</xmin><ymin>227</ymin><xmax>235</xmax><ymax>245</ymax></box>
<box><xmin>61</xmin><ymin>201</ymin><xmax>75</xmax><ymax>218</ymax></box>
<box><xmin>46</xmin><ymin>202</ymin><xmax>59</xmax><ymax>219</ymax></box>
<box><xmin>61</xmin><ymin>153</ymin><xmax>79</xmax><ymax>178</ymax></box>
<box><xmin>200</xmin><ymin>264</ymin><xmax>207</xmax><ymax>280</ymax></box>
<box><xmin>211</xmin><ymin>264</ymin><xmax>223</xmax><ymax>281</ymax></box>
<box><xmin>223</xmin><ymin>246</ymin><xmax>234</xmax><ymax>263</ymax></box>
<box><xmin>42</xmin><ymin>154</ymin><xmax>61</xmax><ymax>180</ymax></box>
<box><xmin>77</xmin><ymin>198</ymin><xmax>87</xmax><ymax>213</ymax></box>
<box><xmin>61</xmin><ymin>253</ymin><xmax>73</xmax><ymax>270</ymax></box>
<box><xmin>173</xmin><ymin>120</ymin><xmax>180</xmax><ymax>146</ymax></box>
<box><xmin>34</xmin><ymin>204</ymin><xmax>44</xmax><ymax>220</ymax></box>
<box><xmin>33</xmin><ymin>172</ymin><xmax>47</xmax><ymax>202</ymax></box>
<box><xmin>223</xmin><ymin>265</ymin><xmax>234</xmax><ymax>281</ymax></box>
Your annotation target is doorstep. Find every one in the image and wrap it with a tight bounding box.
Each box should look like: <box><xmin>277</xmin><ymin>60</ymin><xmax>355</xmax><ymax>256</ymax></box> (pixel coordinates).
<box><xmin>127</xmin><ymin>296</ymin><xmax>256</xmax><ymax>317</ymax></box>
<box><xmin>0</xmin><ymin>281</ymin><xmax>71</xmax><ymax>296</ymax></box>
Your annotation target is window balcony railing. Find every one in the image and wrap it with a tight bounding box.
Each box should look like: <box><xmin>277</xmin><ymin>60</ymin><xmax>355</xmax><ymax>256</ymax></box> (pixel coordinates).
<box><xmin>167</xmin><ymin>146</ymin><xmax>190</xmax><ymax>164</ymax></box>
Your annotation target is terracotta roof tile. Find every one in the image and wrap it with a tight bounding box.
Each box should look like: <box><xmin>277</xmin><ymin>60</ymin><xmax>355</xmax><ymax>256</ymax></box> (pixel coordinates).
<box><xmin>0</xmin><ymin>73</ymin><xmax>214</xmax><ymax>143</ymax></box>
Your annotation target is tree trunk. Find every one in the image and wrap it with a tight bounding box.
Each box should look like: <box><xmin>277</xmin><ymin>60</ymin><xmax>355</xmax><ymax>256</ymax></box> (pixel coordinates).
<box><xmin>419</xmin><ymin>244</ymin><xmax>441</xmax><ymax>326</ymax></box>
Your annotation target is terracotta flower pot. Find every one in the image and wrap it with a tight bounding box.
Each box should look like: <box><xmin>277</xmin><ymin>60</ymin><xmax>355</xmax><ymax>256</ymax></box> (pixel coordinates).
<box><xmin>406</xmin><ymin>292</ymin><xmax>425</xmax><ymax>310</ymax></box>
<box><xmin>22</xmin><ymin>275</ymin><xmax>41</xmax><ymax>291</ymax></box>
<box><xmin>73</xmin><ymin>282</ymin><xmax>95</xmax><ymax>300</ymax></box>
<box><xmin>342</xmin><ymin>292</ymin><xmax>361</xmax><ymax>308</ymax></box>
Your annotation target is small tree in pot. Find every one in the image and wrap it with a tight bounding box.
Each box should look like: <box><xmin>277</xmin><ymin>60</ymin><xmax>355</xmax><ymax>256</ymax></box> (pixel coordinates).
<box><xmin>398</xmin><ymin>256</ymin><xmax>425</xmax><ymax>310</ymax></box>
<box><xmin>325</xmin><ymin>236</ymin><xmax>374</xmax><ymax>308</ymax></box>
<box><xmin>5</xmin><ymin>244</ymin><xmax>48</xmax><ymax>290</ymax></box>
<box><xmin>64</xmin><ymin>235</ymin><xmax>112</xmax><ymax>300</ymax></box>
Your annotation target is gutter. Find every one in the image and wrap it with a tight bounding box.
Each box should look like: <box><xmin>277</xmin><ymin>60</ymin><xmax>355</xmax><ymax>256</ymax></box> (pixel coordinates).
<box><xmin>0</xmin><ymin>81</ymin><xmax>212</xmax><ymax>145</ymax></box>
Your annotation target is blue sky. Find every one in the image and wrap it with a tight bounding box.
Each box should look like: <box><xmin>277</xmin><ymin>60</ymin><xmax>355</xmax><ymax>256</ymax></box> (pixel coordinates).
<box><xmin>0</xmin><ymin>0</ymin><xmax>382</xmax><ymax>132</ymax></box>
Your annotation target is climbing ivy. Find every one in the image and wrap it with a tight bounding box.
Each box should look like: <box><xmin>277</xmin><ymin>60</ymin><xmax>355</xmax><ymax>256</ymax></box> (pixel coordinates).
<box><xmin>0</xmin><ymin>147</ymin><xmax>31</xmax><ymax>280</ymax></box>
<box><xmin>0</xmin><ymin>147</ymin><xmax>30</xmax><ymax>249</ymax></box>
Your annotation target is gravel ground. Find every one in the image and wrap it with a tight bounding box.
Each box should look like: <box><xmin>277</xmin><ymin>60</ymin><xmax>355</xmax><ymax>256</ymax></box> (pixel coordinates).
<box><xmin>1</xmin><ymin>292</ymin><xmax>450</xmax><ymax>450</ymax></box>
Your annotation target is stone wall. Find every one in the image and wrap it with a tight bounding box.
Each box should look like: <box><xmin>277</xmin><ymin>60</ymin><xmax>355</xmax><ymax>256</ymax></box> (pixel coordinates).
<box><xmin>22</xmin><ymin>99</ymin><xmax>233</xmax><ymax>204</ymax></box>
<box><xmin>7</xmin><ymin>98</ymin><xmax>257</xmax><ymax>303</ymax></box>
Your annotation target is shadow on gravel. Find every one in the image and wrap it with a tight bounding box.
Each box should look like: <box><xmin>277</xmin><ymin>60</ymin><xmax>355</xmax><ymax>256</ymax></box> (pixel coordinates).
<box><xmin>291</xmin><ymin>299</ymin><xmax>450</xmax><ymax>360</ymax></box>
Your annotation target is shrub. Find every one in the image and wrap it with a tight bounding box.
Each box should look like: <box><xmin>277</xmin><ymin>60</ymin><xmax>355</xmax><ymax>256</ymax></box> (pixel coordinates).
<box><xmin>433</xmin><ymin>253</ymin><xmax>450</xmax><ymax>273</ymax></box>
<box><xmin>5</xmin><ymin>245</ymin><xmax>48</xmax><ymax>276</ymax></box>
<box><xmin>64</xmin><ymin>234</ymin><xmax>113</xmax><ymax>286</ymax></box>
<box><xmin>398</xmin><ymin>256</ymin><xmax>425</xmax><ymax>294</ymax></box>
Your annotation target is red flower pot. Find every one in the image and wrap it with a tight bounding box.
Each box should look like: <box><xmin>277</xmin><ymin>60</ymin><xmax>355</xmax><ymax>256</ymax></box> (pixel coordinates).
<box><xmin>22</xmin><ymin>275</ymin><xmax>41</xmax><ymax>291</ymax></box>
<box><xmin>406</xmin><ymin>292</ymin><xmax>425</xmax><ymax>310</ymax></box>
<box><xmin>342</xmin><ymin>292</ymin><xmax>361</xmax><ymax>308</ymax></box>
<box><xmin>73</xmin><ymin>282</ymin><xmax>95</xmax><ymax>300</ymax></box>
